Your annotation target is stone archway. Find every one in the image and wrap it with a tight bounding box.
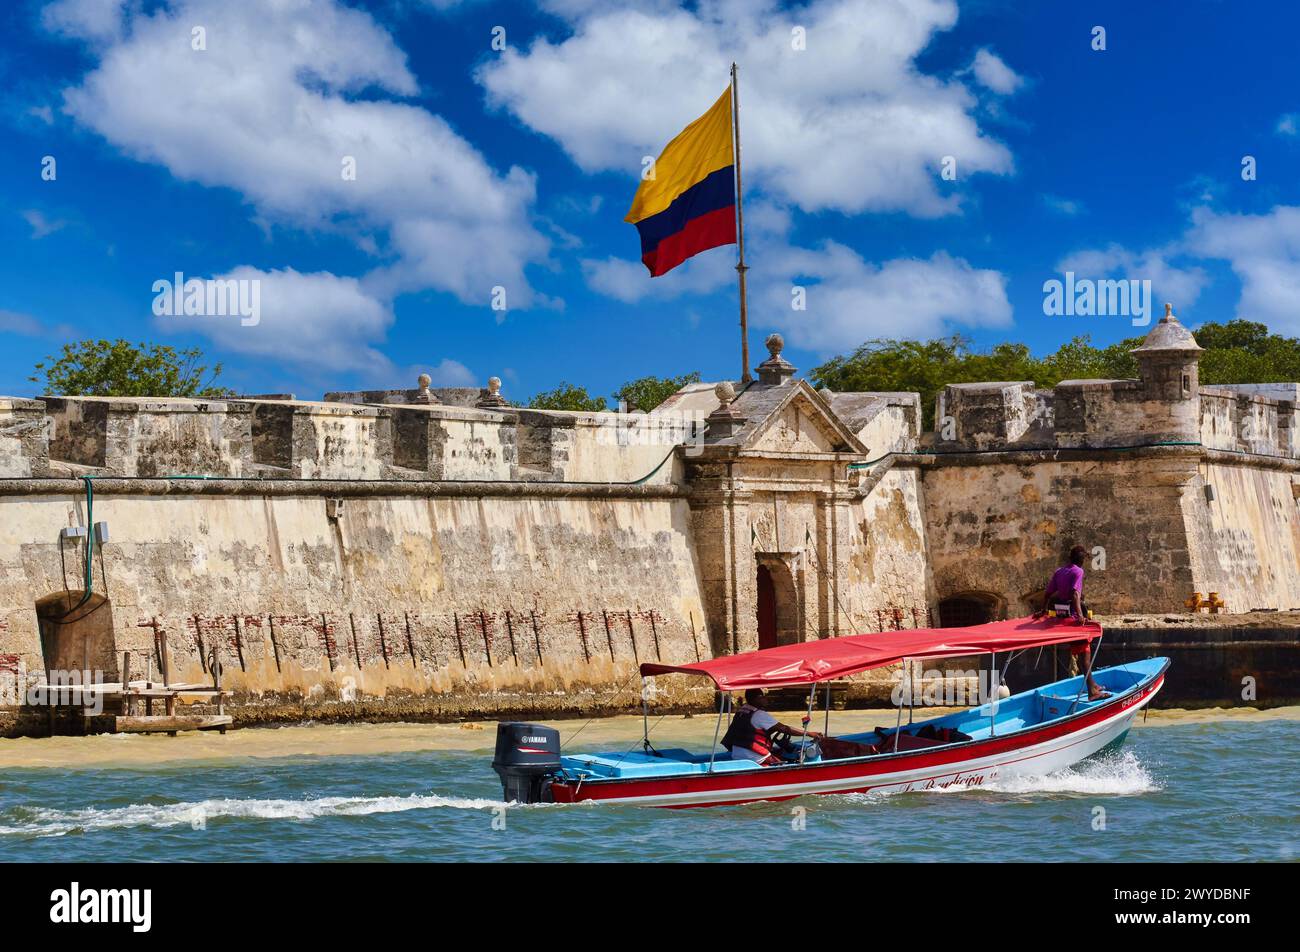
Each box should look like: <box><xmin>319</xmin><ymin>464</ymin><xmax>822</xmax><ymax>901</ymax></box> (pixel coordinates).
<box><xmin>937</xmin><ymin>591</ymin><xmax>1002</xmax><ymax>628</ymax></box>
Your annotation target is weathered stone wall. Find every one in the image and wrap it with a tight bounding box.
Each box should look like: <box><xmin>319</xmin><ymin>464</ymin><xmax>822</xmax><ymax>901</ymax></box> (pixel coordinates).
<box><xmin>921</xmin><ymin>453</ymin><xmax>1199</xmax><ymax>615</ymax></box>
<box><xmin>1182</xmin><ymin>460</ymin><xmax>1300</xmax><ymax>612</ymax></box>
<box><xmin>0</xmin><ymin>480</ymin><xmax>711</xmax><ymax>731</ymax></box>
<box><xmin>920</xmin><ymin>449</ymin><xmax>1300</xmax><ymax>616</ymax></box>
<box><xmin>848</xmin><ymin>465</ymin><xmax>934</xmax><ymax>627</ymax></box>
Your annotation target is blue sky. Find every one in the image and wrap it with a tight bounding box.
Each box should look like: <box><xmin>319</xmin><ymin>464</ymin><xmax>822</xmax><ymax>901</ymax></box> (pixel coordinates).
<box><xmin>3</xmin><ymin>0</ymin><xmax>1300</xmax><ymax>401</ymax></box>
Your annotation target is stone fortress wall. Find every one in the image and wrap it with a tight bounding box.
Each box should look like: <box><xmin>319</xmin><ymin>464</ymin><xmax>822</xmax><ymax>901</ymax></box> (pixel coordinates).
<box><xmin>922</xmin><ymin>306</ymin><xmax>1300</xmax><ymax>618</ymax></box>
<box><xmin>2</xmin><ymin>310</ymin><xmax>1298</xmax><ymax>731</ymax></box>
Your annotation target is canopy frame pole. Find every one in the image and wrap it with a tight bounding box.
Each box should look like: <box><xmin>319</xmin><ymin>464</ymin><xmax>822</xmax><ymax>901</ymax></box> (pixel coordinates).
<box><xmin>907</xmin><ymin>660</ymin><xmax>915</xmax><ymax>725</ymax></box>
<box><xmin>799</xmin><ymin>683</ymin><xmax>816</xmax><ymax>764</ymax></box>
<box><xmin>893</xmin><ymin>658</ymin><xmax>906</xmax><ymax>752</ymax></box>
<box><xmin>640</xmin><ymin>677</ymin><xmax>651</xmax><ymax>752</ymax></box>
<box><xmin>823</xmin><ymin>681</ymin><xmax>830</xmax><ymax>736</ymax></box>
<box><xmin>708</xmin><ymin>691</ymin><xmax>728</xmax><ymax>773</ymax></box>
<box><xmin>989</xmin><ymin>651</ymin><xmax>997</xmax><ymax>737</ymax></box>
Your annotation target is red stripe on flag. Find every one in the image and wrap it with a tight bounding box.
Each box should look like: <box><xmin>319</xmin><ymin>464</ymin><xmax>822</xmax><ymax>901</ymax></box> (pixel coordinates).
<box><xmin>641</xmin><ymin>204</ymin><xmax>736</xmax><ymax>277</ymax></box>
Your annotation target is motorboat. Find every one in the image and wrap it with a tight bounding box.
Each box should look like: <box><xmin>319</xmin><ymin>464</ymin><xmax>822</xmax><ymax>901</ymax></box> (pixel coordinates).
<box><xmin>491</xmin><ymin>617</ymin><xmax>1168</xmax><ymax>809</ymax></box>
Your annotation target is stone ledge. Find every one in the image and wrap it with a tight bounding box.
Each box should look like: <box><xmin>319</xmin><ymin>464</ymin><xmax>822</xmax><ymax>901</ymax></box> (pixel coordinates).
<box><xmin>0</xmin><ymin>476</ymin><xmax>687</xmax><ymax>499</ymax></box>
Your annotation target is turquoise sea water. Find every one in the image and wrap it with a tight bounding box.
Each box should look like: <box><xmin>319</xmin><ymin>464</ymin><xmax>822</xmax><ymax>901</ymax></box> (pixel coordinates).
<box><xmin>1</xmin><ymin>718</ymin><xmax>1295</xmax><ymax>862</ymax></box>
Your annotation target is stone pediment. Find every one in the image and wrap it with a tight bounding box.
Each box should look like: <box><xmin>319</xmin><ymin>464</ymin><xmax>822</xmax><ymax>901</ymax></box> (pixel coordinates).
<box><xmin>735</xmin><ymin>381</ymin><xmax>866</xmax><ymax>455</ymax></box>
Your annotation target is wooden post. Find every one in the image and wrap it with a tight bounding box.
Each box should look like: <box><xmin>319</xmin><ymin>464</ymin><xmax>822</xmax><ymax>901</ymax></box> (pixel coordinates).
<box><xmin>452</xmin><ymin>613</ymin><xmax>467</xmax><ymax>667</ymax></box>
<box><xmin>268</xmin><ymin>614</ymin><xmax>282</xmax><ymax>673</ymax></box>
<box><xmin>213</xmin><ymin>640</ymin><xmax>226</xmax><ymax>733</ymax></box>
<box><xmin>530</xmin><ymin>610</ymin><xmax>544</xmax><ymax>666</ymax></box>
<box><xmin>156</xmin><ymin>618</ymin><xmax>170</xmax><ymax>687</ymax></box>
<box><xmin>404</xmin><ymin>611</ymin><xmax>417</xmax><ymax>669</ymax></box>
<box><xmin>193</xmin><ymin>614</ymin><xmax>207</xmax><ymax>674</ymax></box>
<box><xmin>504</xmin><ymin>611</ymin><xmax>518</xmax><ymax>666</ymax></box>
<box><xmin>602</xmin><ymin>610</ymin><xmax>616</xmax><ymax>662</ymax></box>
<box><xmin>233</xmin><ymin>615</ymin><xmax>247</xmax><ymax>671</ymax></box>
<box><xmin>377</xmin><ymin>612</ymin><xmax>390</xmax><ymax>669</ymax></box>
<box><xmin>121</xmin><ymin>651</ymin><xmax>132</xmax><ymax>717</ymax></box>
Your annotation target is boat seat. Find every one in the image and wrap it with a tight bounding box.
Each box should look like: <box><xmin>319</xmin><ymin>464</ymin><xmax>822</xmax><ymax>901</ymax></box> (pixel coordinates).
<box><xmin>874</xmin><ymin>730</ymin><xmax>947</xmax><ymax>752</ymax></box>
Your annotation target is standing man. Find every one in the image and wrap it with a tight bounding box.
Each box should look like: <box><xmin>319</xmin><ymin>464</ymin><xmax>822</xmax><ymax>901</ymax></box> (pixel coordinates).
<box><xmin>1035</xmin><ymin>544</ymin><xmax>1110</xmax><ymax>701</ymax></box>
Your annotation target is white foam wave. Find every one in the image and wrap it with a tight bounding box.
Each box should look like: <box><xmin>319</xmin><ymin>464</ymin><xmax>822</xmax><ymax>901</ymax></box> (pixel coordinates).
<box><xmin>0</xmin><ymin>793</ymin><xmax>508</xmax><ymax>838</ymax></box>
<box><xmin>984</xmin><ymin>751</ymin><xmax>1159</xmax><ymax>795</ymax></box>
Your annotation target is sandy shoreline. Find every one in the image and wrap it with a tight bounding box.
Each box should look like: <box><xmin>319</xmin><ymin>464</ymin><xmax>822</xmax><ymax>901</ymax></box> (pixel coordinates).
<box><xmin>0</xmin><ymin>704</ymin><xmax>1293</xmax><ymax>771</ymax></box>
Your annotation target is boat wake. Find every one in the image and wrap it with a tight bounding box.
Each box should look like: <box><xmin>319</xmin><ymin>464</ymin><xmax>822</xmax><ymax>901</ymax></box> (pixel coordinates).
<box><xmin>0</xmin><ymin>793</ymin><xmax>511</xmax><ymax>838</ymax></box>
<box><xmin>984</xmin><ymin>751</ymin><xmax>1159</xmax><ymax>796</ymax></box>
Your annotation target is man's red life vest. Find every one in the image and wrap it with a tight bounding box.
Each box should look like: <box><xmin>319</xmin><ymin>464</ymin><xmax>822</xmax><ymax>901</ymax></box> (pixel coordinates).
<box><xmin>721</xmin><ymin>704</ymin><xmax>772</xmax><ymax>756</ymax></box>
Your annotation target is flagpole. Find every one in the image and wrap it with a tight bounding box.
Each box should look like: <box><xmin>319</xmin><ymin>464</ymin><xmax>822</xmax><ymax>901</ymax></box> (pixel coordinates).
<box><xmin>730</xmin><ymin>62</ymin><xmax>752</xmax><ymax>384</ymax></box>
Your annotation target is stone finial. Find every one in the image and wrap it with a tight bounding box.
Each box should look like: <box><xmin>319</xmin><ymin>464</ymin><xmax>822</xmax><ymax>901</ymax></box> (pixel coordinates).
<box><xmin>706</xmin><ymin>380</ymin><xmax>746</xmax><ymax>439</ymax></box>
<box><xmin>477</xmin><ymin>375</ymin><xmax>509</xmax><ymax>409</ymax></box>
<box><xmin>755</xmin><ymin>332</ymin><xmax>797</xmax><ymax>385</ymax></box>
<box><xmin>414</xmin><ymin>372</ymin><xmax>434</xmax><ymax>404</ymax></box>
<box><xmin>1163</xmin><ymin>302</ymin><xmax>1174</xmax><ymax>321</ymax></box>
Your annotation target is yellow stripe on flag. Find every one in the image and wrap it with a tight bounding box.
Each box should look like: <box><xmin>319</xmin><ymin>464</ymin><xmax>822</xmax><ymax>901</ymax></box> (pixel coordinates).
<box><xmin>625</xmin><ymin>88</ymin><xmax>734</xmax><ymax>224</ymax></box>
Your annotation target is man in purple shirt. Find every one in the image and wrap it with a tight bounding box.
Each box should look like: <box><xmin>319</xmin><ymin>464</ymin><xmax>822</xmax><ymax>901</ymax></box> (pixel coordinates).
<box><xmin>1035</xmin><ymin>545</ymin><xmax>1110</xmax><ymax>700</ymax></box>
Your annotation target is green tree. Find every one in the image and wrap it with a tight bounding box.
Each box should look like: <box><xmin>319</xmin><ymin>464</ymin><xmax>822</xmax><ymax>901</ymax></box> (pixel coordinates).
<box><xmin>30</xmin><ymin>339</ymin><xmax>234</xmax><ymax>397</ymax></box>
<box><xmin>526</xmin><ymin>382</ymin><xmax>608</xmax><ymax>411</ymax></box>
<box><xmin>613</xmin><ymin>371</ymin><xmax>701</xmax><ymax>411</ymax></box>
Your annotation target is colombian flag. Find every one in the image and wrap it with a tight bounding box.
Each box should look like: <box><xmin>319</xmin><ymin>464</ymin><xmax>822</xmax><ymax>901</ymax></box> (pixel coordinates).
<box><xmin>625</xmin><ymin>88</ymin><xmax>736</xmax><ymax>277</ymax></box>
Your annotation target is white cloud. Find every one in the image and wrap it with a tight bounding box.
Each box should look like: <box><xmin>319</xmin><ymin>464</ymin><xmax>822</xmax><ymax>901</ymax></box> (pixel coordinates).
<box><xmin>1057</xmin><ymin>205</ymin><xmax>1300</xmax><ymax>334</ymax></box>
<box><xmin>1277</xmin><ymin>113</ymin><xmax>1299</xmax><ymax>137</ymax></box>
<box><xmin>42</xmin><ymin>0</ymin><xmax>127</xmax><ymax>44</ymax></box>
<box><xmin>0</xmin><ymin>308</ymin><xmax>77</xmax><ymax>339</ymax></box>
<box><xmin>970</xmin><ymin>48</ymin><xmax>1023</xmax><ymax>95</ymax></box>
<box><xmin>1042</xmin><ymin>194</ymin><xmax>1083</xmax><ymax>216</ymax></box>
<box><xmin>21</xmin><ymin>209</ymin><xmax>66</xmax><ymax>239</ymax></box>
<box><xmin>765</xmin><ymin>246</ymin><xmax>1012</xmax><ymax>351</ymax></box>
<box><xmin>580</xmin><ymin>192</ymin><xmax>1009</xmax><ymax>350</ymax></box>
<box><xmin>155</xmin><ymin>267</ymin><xmax>395</xmax><ymax>374</ymax></box>
<box><xmin>1057</xmin><ymin>244</ymin><xmax>1209</xmax><ymax>313</ymax></box>
<box><xmin>581</xmin><ymin>252</ymin><xmax>731</xmax><ymax>303</ymax></box>
<box><xmin>1184</xmin><ymin>205</ymin><xmax>1300</xmax><ymax>332</ymax></box>
<box><xmin>47</xmin><ymin>0</ymin><xmax>552</xmax><ymax>366</ymax></box>
<box><xmin>423</xmin><ymin>358</ymin><xmax>476</xmax><ymax>386</ymax></box>
<box><xmin>478</xmin><ymin>0</ymin><xmax>1013</xmax><ymax>218</ymax></box>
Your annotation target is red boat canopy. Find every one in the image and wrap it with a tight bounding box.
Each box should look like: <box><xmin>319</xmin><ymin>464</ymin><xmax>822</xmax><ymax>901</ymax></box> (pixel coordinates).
<box><xmin>639</xmin><ymin>616</ymin><xmax>1101</xmax><ymax>691</ymax></box>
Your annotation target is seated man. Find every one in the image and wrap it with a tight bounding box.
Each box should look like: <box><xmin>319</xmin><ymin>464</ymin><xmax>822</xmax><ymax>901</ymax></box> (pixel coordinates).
<box><xmin>1034</xmin><ymin>544</ymin><xmax>1110</xmax><ymax>701</ymax></box>
<box><xmin>721</xmin><ymin>688</ymin><xmax>822</xmax><ymax>765</ymax></box>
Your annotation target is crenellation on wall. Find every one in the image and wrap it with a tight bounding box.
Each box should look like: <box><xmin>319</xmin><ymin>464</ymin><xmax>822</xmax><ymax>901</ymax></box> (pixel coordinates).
<box><xmin>0</xmin><ymin>397</ymin><xmax>49</xmax><ymax>478</ymax></box>
<box><xmin>44</xmin><ymin>395</ymin><xmax>254</xmax><ymax>477</ymax></box>
<box><xmin>934</xmin><ymin>381</ymin><xmax>1044</xmax><ymax>450</ymax></box>
<box><xmin>238</xmin><ymin>399</ymin><xmax>390</xmax><ymax>479</ymax></box>
<box><xmin>1200</xmin><ymin>387</ymin><xmax>1295</xmax><ymax>457</ymax></box>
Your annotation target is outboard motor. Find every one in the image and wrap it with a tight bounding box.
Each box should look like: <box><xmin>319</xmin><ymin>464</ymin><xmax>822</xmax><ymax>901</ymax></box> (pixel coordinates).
<box><xmin>493</xmin><ymin>722</ymin><xmax>561</xmax><ymax>804</ymax></box>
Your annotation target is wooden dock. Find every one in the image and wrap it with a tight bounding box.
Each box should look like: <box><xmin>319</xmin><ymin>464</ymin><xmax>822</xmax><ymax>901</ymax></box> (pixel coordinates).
<box><xmin>33</xmin><ymin>647</ymin><xmax>233</xmax><ymax>736</ymax></box>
